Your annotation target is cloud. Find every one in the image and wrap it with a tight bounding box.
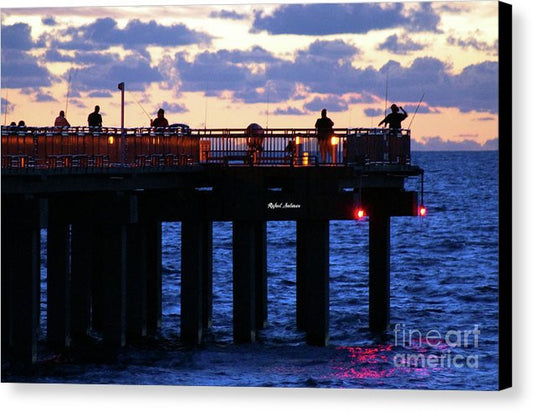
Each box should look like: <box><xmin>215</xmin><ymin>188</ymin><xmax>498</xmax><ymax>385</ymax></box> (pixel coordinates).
<box><xmin>364</xmin><ymin>108</ymin><xmax>384</xmax><ymax>117</ymax></box>
<box><xmin>447</xmin><ymin>34</ymin><xmax>498</xmax><ymax>55</ymax></box>
<box><xmin>374</xmin><ymin>58</ymin><xmax>498</xmax><ymax>113</ymax></box>
<box><xmin>66</xmin><ymin>53</ymin><xmax>164</xmax><ymax>93</ymax></box>
<box><xmin>273</xmin><ymin>106</ymin><xmax>307</xmax><ymax>116</ymax></box>
<box><xmin>437</xmin><ymin>4</ymin><xmax>469</xmax><ymax>14</ymax></box>
<box><xmin>67</xmin><ymin>98</ymin><xmax>87</xmax><ymax>109</ymax></box>
<box><xmin>252</xmin><ymin>3</ymin><xmax>440</xmax><ymax>35</ymax></box>
<box><xmin>42</xmin><ymin>16</ymin><xmax>57</xmax><ymax>26</ymax></box>
<box><xmin>1</xmin><ymin>97</ymin><xmax>15</xmax><ymax>113</ymax></box>
<box><xmin>170</xmin><ymin>47</ymin><xmax>284</xmax><ymax>100</ymax></box>
<box><xmin>44</xmin><ymin>49</ymin><xmax>73</xmax><ymax>63</ymax></box>
<box><xmin>377</xmin><ymin>34</ymin><xmax>425</xmax><ymax>55</ymax></box>
<box><xmin>412</xmin><ymin>136</ymin><xmax>498</xmax><ymax>151</ymax></box>
<box><xmin>35</xmin><ymin>92</ymin><xmax>57</xmax><ymax>102</ymax></box>
<box><xmin>235</xmin><ymin>80</ymin><xmax>298</xmax><ymax>104</ymax></box>
<box><xmin>305</xmin><ymin>39</ymin><xmax>360</xmax><ymax>60</ymax></box>
<box><xmin>483</xmin><ymin>138</ymin><xmax>498</xmax><ymax>150</ymax></box>
<box><xmin>402</xmin><ymin>104</ymin><xmax>438</xmax><ymax>114</ymax></box>
<box><xmin>159</xmin><ymin>102</ymin><xmax>188</xmax><ymax>114</ymax></box>
<box><xmin>209</xmin><ymin>9</ymin><xmax>246</xmax><ymax>20</ymax></box>
<box><xmin>88</xmin><ymin>91</ymin><xmax>113</xmax><ymax>98</ymax></box>
<box><xmin>1</xmin><ymin>23</ymin><xmax>35</xmax><ymax>50</ymax></box>
<box><xmin>54</xmin><ymin>18</ymin><xmax>211</xmax><ymax>51</ymax></box>
<box><xmin>209</xmin><ymin>46</ymin><xmax>281</xmax><ymax>64</ymax></box>
<box><xmin>349</xmin><ymin>93</ymin><xmax>379</xmax><ymax>104</ymax></box>
<box><xmin>266</xmin><ymin>44</ymin><xmax>369</xmax><ymax>96</ymax></box>
<box><xmin>1</xmin><ymin>49</ymin><xmax>55</xmax><ymax>88</ymax></box>
<box><xmin>304</xmin><ymin>96</ymin><xmax>349</xmax><ymax>113</ymax></box>
<box><xmin>165</xmin><ymin>37</ymin><xmax>497</xmax><ymax>113</ymax></box>
<box><xmin>407</xmin><ymin>2</ymin><xmax>441</xmax><ymax>32</ymax></box>
<box><xmin>174</xmin><ymin>50</ymin><xmax>260</xmax><ymax>94</ymax></box>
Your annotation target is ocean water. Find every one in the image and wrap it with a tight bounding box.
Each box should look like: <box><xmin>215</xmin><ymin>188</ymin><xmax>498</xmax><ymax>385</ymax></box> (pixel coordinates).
<box><xmin>7</xmin><ymin>151</ymin><xmax>500</xmax><ymax>390</ymax></box>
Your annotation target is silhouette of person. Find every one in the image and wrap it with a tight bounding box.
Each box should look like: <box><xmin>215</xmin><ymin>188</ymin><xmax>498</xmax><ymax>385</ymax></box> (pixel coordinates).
<box><xmin>151</xmin><ymin>108</ymin><xmax>169</xmax><ymax>128</ymax></box>
<box><xmin>54</xmin><ymin>110</ymin><xmax>70</xmax><ymax>127</ymax></box>
<box><xmin>315</xmin><ymin>108</ymin><xmax>334</xmax><ymax>163</ymax></box>
<box><xmin>246</xmin><ymin>123</ymin><xmax>264</xmax><ymax>164</ymax></box>
<box><xmin>378</xmin><ymin>104</ymin><xmax>408</xmax><ymax>129</ymax></box>
<box><xmin>17</xmin><ymin>120</ymin><xmax>26</xmax><ymax>128</ymax></box>
<box><xmin>88</xmin><ymin>105</ymin><xmax>102</xmax><ymax>128</ymax></box>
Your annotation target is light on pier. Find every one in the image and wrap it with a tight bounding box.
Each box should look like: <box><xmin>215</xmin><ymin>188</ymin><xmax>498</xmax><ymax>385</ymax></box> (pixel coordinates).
<box><xmin>355</xmin><ymin>208</ymin><xmax>366</xmax><ymax>220</ymax></box>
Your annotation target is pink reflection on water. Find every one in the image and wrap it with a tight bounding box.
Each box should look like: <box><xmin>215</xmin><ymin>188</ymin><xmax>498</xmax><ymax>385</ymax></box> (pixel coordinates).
<box><xmin>330</xmin><ymin>345</ymin><xmax>396</xmax><ymax>380</ymax></box>
<box><xmin>328</xmin><ymin>344</ymin><xmax>434</xmax><ymax>382</ymax></box>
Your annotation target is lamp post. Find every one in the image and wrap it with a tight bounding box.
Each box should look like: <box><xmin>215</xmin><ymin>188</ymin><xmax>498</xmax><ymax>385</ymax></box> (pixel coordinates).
<box><xmin>118</xmin><ymin>82</ymin><xmax>125</xmax><ymax>166</ymax></box>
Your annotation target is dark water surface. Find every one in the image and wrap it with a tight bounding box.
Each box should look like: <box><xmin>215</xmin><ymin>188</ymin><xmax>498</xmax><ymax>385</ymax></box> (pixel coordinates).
<box><xmin>5</xmin><ymin>151</ymin><xmax>499</xmax><ymax>390</ymax></box>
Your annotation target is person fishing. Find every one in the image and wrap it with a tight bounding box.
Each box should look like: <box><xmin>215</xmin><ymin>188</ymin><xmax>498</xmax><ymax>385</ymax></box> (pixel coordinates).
<box><xmin>315</xmin><ymin>108</ymin><xmax>334</xmax><ymax>163</ymax></box>
<box><xmin>88</xmin><ymin>105</ymin><xmax>102</xmax><ymax>128</ymax></box>
<box><xmin>54</xmin><ymin>110</ymin><xmax>70</xmax><ymax>127</ymax></box>
<box><xmin>151</xmin><ymin>108</ymin><xmax>169</xmax><ymax>128</ymax></box>
<box><xmin>245</xmin><ymin>122</ymin><xmax>264</xmax><ymax>164</ymax></box>
<box><xmin>378</xmin><ymin>104</ymin><xmax>408</xmax><ymax>129</ymax></box>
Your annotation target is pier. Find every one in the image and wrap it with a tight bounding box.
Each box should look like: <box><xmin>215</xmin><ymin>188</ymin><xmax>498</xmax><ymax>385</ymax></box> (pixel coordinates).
<box><xmin>1</xmin><ymin>126</ymin><xmax>423</xmax><ymax>365</ymax></box>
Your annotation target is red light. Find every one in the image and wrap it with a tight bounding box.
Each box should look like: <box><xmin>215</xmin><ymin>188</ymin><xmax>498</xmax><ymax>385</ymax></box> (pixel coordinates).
<box><xmin>355</xmin><ymin>208</ymin><xmax>365</xmax><ymax>220</ymax></box>
<box><xmin>419</xmin><ymin>205</ymin><xmax>427</xmax><ymax>217</ymax></box>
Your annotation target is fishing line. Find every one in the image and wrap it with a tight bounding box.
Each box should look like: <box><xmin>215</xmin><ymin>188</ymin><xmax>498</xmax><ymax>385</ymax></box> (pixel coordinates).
<box><xmin>3</xmin><ymin>89</ymin><xmax>8</xmax><ymax>125</ymax></box>
<box><xmin>65</xmin><ymin>67</ymin><xmax>77</xmax><ymax>116</ymax></box>
<box><xmin>131</xmin><ymin>94</ymin><xmax>153</xmax><ymax>122</ymax></box>
<box><xmin>407</xmin><ymin>93</ymin><xmax>425</xmax><ymax>129</ymax></box>
<box><xmin>384</xmin><ymin>69</ymin><xmax>389</xmax><ymax>117</ymax></box>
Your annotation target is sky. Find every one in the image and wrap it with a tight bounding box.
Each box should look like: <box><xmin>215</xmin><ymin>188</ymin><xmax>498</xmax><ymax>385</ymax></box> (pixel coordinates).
<box><xmin>0</xmin><ymin>0</ymin><xmax>503</xmax><ymax>150</ymax></box>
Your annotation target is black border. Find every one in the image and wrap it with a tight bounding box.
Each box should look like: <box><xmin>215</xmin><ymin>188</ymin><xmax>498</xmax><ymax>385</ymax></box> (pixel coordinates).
<box><xmin>498</xmin><ymin>0</ymin><xmax>512</xmax><ymax>390</ymax></box>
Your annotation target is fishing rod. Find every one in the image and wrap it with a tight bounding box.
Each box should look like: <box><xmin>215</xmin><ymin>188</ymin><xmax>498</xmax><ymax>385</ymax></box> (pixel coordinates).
<box><xmin>384</xmin><ymin>70</ymin><xmax>389</xmax><ymax>117</ymax></box>
<box><xmin>65</xmin><ymin>69</ymin><xmax>73</xmax><ymax>116</ymax></box>
<box><xmin>204</xmin><ymin>95</ymin><xmax>208</xmax><ymax>130</ymax></box>
<box><xmin>131</xmin><ymin>94</ymin><xmax>153</xmax><ymax>123</ymax></box>
<box><xmin>407</xmin><ymin>92</ymin><xmax>425</xmax><ymax>129</ymax></box>
<box><xmin>3</xmin><ymin>89</ymin><xmax>8</xmax><ymax>125</ymax></box>
<box><xmin>266</xmin><ymin>81</ymin><xmax>270</xmax><ymax>130</ymax></box>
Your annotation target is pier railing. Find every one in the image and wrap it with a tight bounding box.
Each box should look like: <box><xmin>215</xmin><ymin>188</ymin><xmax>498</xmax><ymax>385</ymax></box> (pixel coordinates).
<box><xmin>1</xmin><ymin>126</ymin><xmax>410</xmax><ymax>169</ymax></box>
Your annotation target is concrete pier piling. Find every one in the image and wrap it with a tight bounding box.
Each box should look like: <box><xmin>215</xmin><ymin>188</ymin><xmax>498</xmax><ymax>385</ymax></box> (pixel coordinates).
<box><xmin>47</xmin><ymin>197</ymin><xmax>72</xmax><ymax>350</ymax></box>
<box><xmin>1</xmin><ymin>196</ymin><xmax>42</xmax><ymax>365</ymax></box>
<box><xmin>232</xmin><ymin>220</ymin><xmax>257</xmax><ymax>343</ymax></box>
<box><xmin>127</xmin><ymin>222</ymin><xmax>148</xmax><ymax>340</ymax></box>
<box><xmin>1</xmin><ymin>127</ymin><xmax>423</xmax><ymax>364</ymax></box>
<box><xmin>181</xmin><ymin>219</ymin><xmax>211</xmax><ymax>345</ymax></box>
<box><xmin>144</xmin><ymin>220</ymin><xmax>163</xmax><ymax>335</ymax></box>
<box><xmin>369</xmin><ymin>212</ymin><xmax>391</xmax><ymax>333</ymax></box>
<box><xmin>254</xmin><ymin>221</ymin><xmax>268</xmax><ymax>330</ymax></box>
<box><xmin>296</xmin><ymin>220</ymin><xmax>330</xmax><ymax>346</ymax></box>
<box><xmin>100</xmin><ymin>221</ymin><xmax>128</xmax><ymax>348</ymax></box>
<box><xmin>70</xmin><ymin>223</ymin><xmax>93</xmax><ymax>342</ymax></box>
